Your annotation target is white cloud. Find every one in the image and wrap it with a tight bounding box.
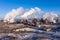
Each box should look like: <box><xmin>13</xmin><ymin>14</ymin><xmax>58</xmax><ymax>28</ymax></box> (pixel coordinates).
<box><xmin>43</xmin><ymin>12</ymin><xmax>58</xmax><ymax>23</ymax></box>
<box><xmin>4</xmin><ymin>7</ymin><xmax>58</xmax><ymax>23</ymax></box>
<box><xmin>4</xmin><ymin>7</ymin><xmax>24</xmax><ymax>22</ymax></box>
<box><xmin>20</xmin><ymin>7</ymin><xmax>43</xmax><ymax>19</ymax></box>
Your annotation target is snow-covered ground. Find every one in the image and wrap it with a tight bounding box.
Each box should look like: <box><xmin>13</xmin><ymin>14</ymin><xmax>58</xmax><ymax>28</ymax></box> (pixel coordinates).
<box><xmin>0</xmin><ymin>32</ymin><xmax>60</xmax><ymax>40</ymax></box>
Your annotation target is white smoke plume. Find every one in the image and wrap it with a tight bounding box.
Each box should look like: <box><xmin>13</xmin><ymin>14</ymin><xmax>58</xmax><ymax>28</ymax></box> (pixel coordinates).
<box><xmin>20</xmin><ymin>7</ymin><xmax>43</xmax><ymax>19</ymax></box>
<box><xmin>43</xmin><ymin>12</ymin><xmax>58</xmax><ymax>23</ymax></box>
<box><xmin>4</xmin><ymin>7</ymin><xmax>58</xmax><ymax>23</ymax></box>
<box><xmin>4</xmin><ymin>7</ymin><xmax>24</xmax><ymax>22</ymax></box>
<box><xmin>4</xmin><ymin>7</ymin><xmax>43</xmax><ymax>22</ymax></box>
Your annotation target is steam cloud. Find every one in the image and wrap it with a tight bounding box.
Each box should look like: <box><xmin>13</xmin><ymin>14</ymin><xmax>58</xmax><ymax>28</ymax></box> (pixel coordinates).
<box><xmin>20</xmin><ymin>7</ymin><xmax>43</xmax><ymax>18</ymax></box>
<box><xmin>4</xmin><ymin>7</ymin><xmax>59</xmax><ymax>23</ymax></box>
<box><xmin>43</xmin><ymin>12</ymin><xmax>58</xmax><ymax>23</ymax></box>
<box><xmin>4</xmin><ymin>7</ymin><xmax>24</xmax><ymax>22</ymax></box>
<box><xmin>4</xmin><ymin>7</ymin><xmax>43</xmax><ymax>22</ymax></box>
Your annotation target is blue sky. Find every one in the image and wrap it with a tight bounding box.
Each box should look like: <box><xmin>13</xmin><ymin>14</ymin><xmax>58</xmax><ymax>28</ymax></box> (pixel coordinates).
<box><xmin>0</xmin><ymin>0</ymin><xmax>60</xmax><ymax>17</ymax></box>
